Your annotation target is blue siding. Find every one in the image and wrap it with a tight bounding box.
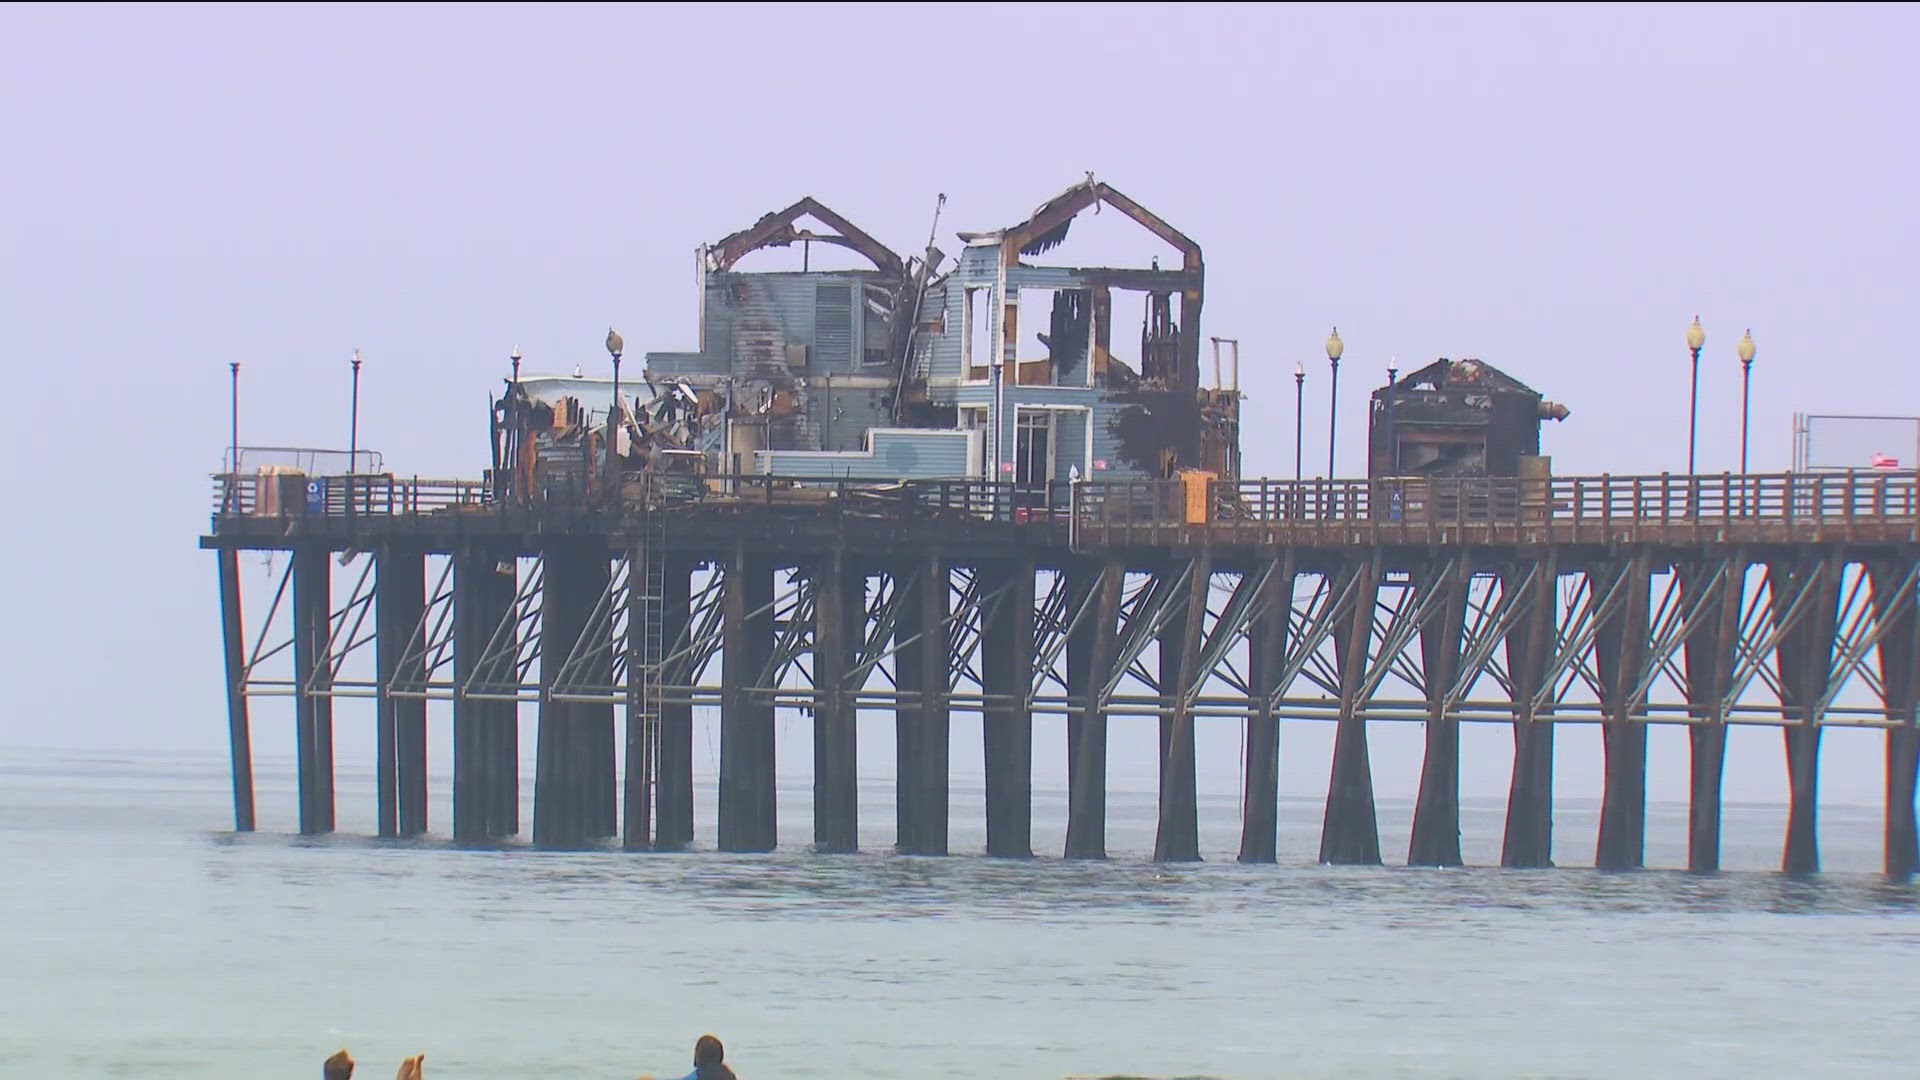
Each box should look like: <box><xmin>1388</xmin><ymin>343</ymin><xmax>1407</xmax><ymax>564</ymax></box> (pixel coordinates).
<box><xmin>756</xmin><ymin>429</ymin><xmax>975</xmax><ymax>480</ymax></box>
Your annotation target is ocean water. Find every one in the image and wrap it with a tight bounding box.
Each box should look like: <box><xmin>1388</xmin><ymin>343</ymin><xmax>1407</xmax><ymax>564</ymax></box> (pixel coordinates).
<box><xmin>3</xmin><ymin>745</ymin><xmax>1918</xmax><ymax>1080</ymax></box>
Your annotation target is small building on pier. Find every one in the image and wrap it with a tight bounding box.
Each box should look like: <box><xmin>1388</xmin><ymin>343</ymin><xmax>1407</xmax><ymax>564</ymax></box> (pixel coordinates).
<box><xmin>1366</xmin><ymin>357</ymin><xmax>1570</xmax><ymax>479</ymax></box>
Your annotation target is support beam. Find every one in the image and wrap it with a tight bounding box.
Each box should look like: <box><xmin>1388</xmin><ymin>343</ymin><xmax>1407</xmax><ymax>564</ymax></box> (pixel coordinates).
<box><xmin>216</xmin><ymin>548</ymin><xmax>255</xmax><ymax>833</ymax></box>
<box><xmin>1065</xmin><ymin>559</ymin><xmax>1122</xmax><ymax>859</ymax></box>
<box><xmin>455</xmin><ymin>547</ymin><xmax>514</xmax><ymax>842</ymax></box>
<box><xmin>535</xmin><ymin>544</ymin><xmax>594</xmax><ymax>848</ymax></box>
<box><xmin>1502</xmin><ymin>552</ymin><xmax>1558</xmax><ymax>868</ymax></box>
<box><xmin>812</xmin><ymin>549</ymin><xmax>861</xmax><ymax>853</ymax></box>
<box><xmin>1682</xmin><ymin>556</ymin><xmax>1742</xmax><ymax>872</ymax></box>
<box><xmin>1873</xmin><ymin>560</ymin><xmax>1920</xmax><ymax>878</ymax></box>
<box><xmin>1239</xmin><ymin>556</ymin><xmax>1291</xmax><ymax>863</ymax></box>
<box><xmin>1409</xmin><ymin>559</ymin><xmax>1470</xmax><ymax>867</ymax></box>
<box><xmin>656</xmin><ymin>559</ymin><xmax>695</xmax><ymax>849</ymax></box>
<box><xmin>1320</xmin><ymin>557</ymin><xmax>1382</xmax><ymax>865</ymax></box>
<box><xmin>982</xmin><ymin>559</ymin><xmax>1035</xmax><ymax>858</ymax></box>
<box><xmin>292</xmin><ymin>546</ymin><xmax>334</xmax><ymax>835</ymax></box>
<box><xmin>376</xmin><ymin>546</ymin><xmax>426</xmax><ymax>838</ymax></box>
<box><xmin>1596</xmin><ymin>554</ymin><xmax>1652</xmax><ymax>870</ymax></box>
<box><xmin>578</xmin><ymin>553</ymin><xmax>616</xmax><ymax>841</ymax></box>
<box><xmin>1773</xmin><ymin>556</ymin><xmax>1840</xmax><ymax>875</ymax></box>
<box><xmin>1155</xmin><ymin>556</ymin><xmax>1209</xmax><ymax>862</ymax></box>
<box><xmin>719</xmin><ymin>542</ymin><xmax>776</xmax><ymax>852</ymax></box>
<box><xmin>904</xmin><ymin>555</ymin><xmax>951</xmax><ymax>855</ymax></box>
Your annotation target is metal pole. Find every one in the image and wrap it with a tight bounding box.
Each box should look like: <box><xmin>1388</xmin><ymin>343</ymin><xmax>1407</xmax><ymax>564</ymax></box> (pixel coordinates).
<box><xmin>1740</xmin><ymin>358</ymin><xmax>1752</xmax><ymax>473</ymax></box>
<box><xmin>1294</xmin><ymin>369</ymin><xmax>1304</xmax><ymax>481</ymax></box>
<box><xmin>349</xmin><ymin>349</ymin><xmax>362</xmax><ymax>515</ymax></box>
<box><xmin>227</xmin><ymin>361</ymin><xmax>239</xmax><ymax>513</ymax></box>
<box><xmin>1687</xmin><ymin>344</ymin><xmax>1700</xmax><ymax>475</ymax></box>
<box><xmin>1327</xmin><ymin>356</ymin><xmax>1340</xmax><ymax>479</ymax></box>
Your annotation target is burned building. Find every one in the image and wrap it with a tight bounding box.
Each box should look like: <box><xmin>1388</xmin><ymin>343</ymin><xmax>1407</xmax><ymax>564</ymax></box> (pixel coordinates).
<box><xmin>1367</xmin><ymin>357</ymin><xmax>1569</xmax><ymax>479</ymax></box>
<box><xmin>592</xmin><ymin>177</ymin><xmax>1243</xmax><ymax>497</ymax></box>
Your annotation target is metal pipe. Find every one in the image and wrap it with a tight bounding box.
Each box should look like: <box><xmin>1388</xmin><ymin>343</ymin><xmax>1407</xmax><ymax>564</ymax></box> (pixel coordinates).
<box><xmin>1688</xmin><ymin>344</ymin><xmax>1701</xmax><ymax>475</ymax></box>
<box><xmin>1327</xmin><ymin>356</ymin><xmax>1339</xmax><ymax>479</ymax></box>
<box><xmin>349</xmin><ymin>349</ymin><xmax>361</xmax><ymax>515</ymax></box>
<box><xmin>227</xmin><ymin>361</ymin><xmax>239</xmax><ymax>512</ymax></box>
<box><xmin>1294</xmin><ymin>365</ymin><xmax>1305</xmax><ymax>481</ymax></box>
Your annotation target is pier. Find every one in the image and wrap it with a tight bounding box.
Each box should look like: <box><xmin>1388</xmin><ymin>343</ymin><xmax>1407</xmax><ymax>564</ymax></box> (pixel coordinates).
<box><xmin>204</xmin><ymin>467</ymin><xmax>1920</xmax><ymax>875</ymax></box>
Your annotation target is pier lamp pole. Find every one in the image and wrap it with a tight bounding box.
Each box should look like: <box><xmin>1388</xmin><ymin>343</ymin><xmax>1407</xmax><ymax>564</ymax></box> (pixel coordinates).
<box><xmin>511</xmin><ymin>345</ymin><xmax>522</xmax><ymax>387</ymax></box>
<box><xmin>1326</xmin><ymin>327</ymin><xmax>1343</xmax><ymax>479</ymax></box>
<box><xmin>1737</xmin><ymin>329</ymin><xmax>1756</xmax><ymax>473</ymax></box>
<box><xmin>1386</xmin><ymin>358</ymin><xmax>1398</xmax><ymax>475</ymax></box>
<box><xmin>228</xmin><ymin>362</ymin><xmax>240</xmax><ymax>513</ymax></box>
<box><xmin>1293</xmin><ymin>361</ymin><xmax>1305</xmax><ymax>481</ymax></box>
<box><xmin>348</xmin><ymin>348</ymin><xmax>362</xmax><ymax>515</ymax></box>
<box><xmin>1686</xmin><ymin>316</ymin><xmax>1704</xmax><ymax>475</ymax></box>
<box><xmin>606</xmin><ymin>328</ymin><xmax>625</xmax><ymax>504</ymax></box>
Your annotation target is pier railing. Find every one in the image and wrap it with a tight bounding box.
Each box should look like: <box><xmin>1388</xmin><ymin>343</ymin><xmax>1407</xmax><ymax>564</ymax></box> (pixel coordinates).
<box><xmin>1071</xmin><ymin>471</ymin><xmax>1920</xmax><ymax>545</ymax></box>
<box><xmin>213</xmin><ymin>469</ymin><xmax>1920</xmax><ymax>544</ymax></box>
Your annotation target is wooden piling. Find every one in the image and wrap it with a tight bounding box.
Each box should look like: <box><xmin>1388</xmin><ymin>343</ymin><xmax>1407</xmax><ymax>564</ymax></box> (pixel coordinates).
<box><xmin>1155</xmin><ymin>557</ymin><xmax>1207</xmax><ymax>862</ymax></box>
<box><xmin>1682</xmin><ymin>555</ymin><xmax>1742</xmax><ymax>872</ymax></box>
<box><xmin>292</xmin><ymin>545</ymin><xmax>335</xmax><ymax>835</ymax></box>
<box><xmin>1239</xmin><ymin>555</ymin><xmax>1290</xmax><ymax>863</ymax></box>
<box><xmin>1501</xmin><ymin>553</ymin><xmax>1558</xmax><ymax>868</ymax></box>
<box><xmin>216</xmin><ymin>548</ymin><xmax>255</xmax><ymax>833</ymax></box>
<box><xmin>811</xmin><ymin>549</ymin><xmax>861</xmax><ymax>853</ymax></box>
<box><xmin>1774</xmin><ymin>554</ymin><xmax>1840</xmax><ymax>875</ymax></box>
<box><xmin>1409</xmin><ymin>557</ymin><xmax>1470</xmax><ymax>867</ymax></box>
<box><xmin>1065</xmin><ymin>559</ymin><xmax>1122</xmax><ymax>859</ymax></box>
<box><xmin>718</xmin><ymin>542</ymin><xmax>775</xmax><ymax>852</ymax></box>
<box><xmin>1320</xmin><ymin>558</ymin><xmax>1381</xmax><ymax>865</ymax></box>
<box><xmin>375</xmin><ymin>546</ymin><xmax>426</xmax><ymax>838</ymax></box>
<box><xmin>1596</xmin><ymin>553</ymin><xmax>1651</xmax><ymax>870</ymax></box>
<box><xmin>981</xmin><ymin>559</ymin><xmax>1035</xmax><ymax>858</ymax></box>
<box><xmin>655</xmin><ymin>559</ymin><xmax>695</xmax><ymax>849</ymax></box>
<box><xmin>1872</xmin><ymin>560</ymin><xmax>1920</xmax><ymax>877</ymax></box>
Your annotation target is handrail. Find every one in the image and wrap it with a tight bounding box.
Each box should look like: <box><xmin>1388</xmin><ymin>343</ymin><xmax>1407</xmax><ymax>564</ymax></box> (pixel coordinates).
<box><xmin>210</xmin><ymin>469</ymin><xmax>1920</xmax><ymax>541</ymax></box>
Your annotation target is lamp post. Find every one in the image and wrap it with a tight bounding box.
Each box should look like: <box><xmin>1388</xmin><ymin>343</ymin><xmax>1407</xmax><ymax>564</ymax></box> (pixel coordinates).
<box><xmin>348</xmin><ymin>348</ymin><xmax>362</xmax><ymax>515</ymax></box>
<box><xmin>227</xmin><ymin>362</ymin><xmax>240</xmax><ymax>513</ymax></box>
<box><xmin>1737</xmin><ymin>329</ymin><xmax>1756</xmax><ymax>473</ymax></box>
<box><xmin>1293</xmin><ymin>361</ymin><xmax>1305</xmax><ymax>481</ymax></box>
<box><xmin>1385</xmin><ymin>358</ymin><xmax>1398</xmax><ymax>477</ymax></box>
<box><xmin>510</xmin><ymin>345</ymin><xmax>522</xmax><ymax>386</ymax></box>
<box><xmin>1326</xmin><ymin>327</ymin><xmax>1343</xmax><ymax>479</ymax></box>
<box><xmin>606</xmin><ymin>328</ymin><xmax>625</xmax><ymax>503</ymax></box>
<box><xmin>1686</xmin><ymin>316</ymin><xmax>1704</xmax><ymax>475</ymax></box>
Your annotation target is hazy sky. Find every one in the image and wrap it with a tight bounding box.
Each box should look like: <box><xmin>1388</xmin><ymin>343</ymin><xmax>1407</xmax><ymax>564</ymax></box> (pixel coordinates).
<box><xmin>4</xmin><ymin>4</ymin><xmax>1917</xmax><ymax>818</ymax></box>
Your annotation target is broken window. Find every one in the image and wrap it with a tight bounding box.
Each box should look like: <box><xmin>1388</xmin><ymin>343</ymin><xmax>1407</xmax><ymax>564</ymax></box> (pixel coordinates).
<box><xmin>965</xmin><ymin>286</ymin><xmax>994</xmax><ymax>380</ymax></box>
<box><xmin>1013</xmin><ymin>288</ymin><xmax>1092</xmax><ymax>387</ymax></box>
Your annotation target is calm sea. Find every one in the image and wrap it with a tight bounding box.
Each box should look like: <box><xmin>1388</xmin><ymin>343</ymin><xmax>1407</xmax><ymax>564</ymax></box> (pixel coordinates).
<box><xmin>2</xmin><ymin>744</ymin><xmax>1918</xmax><ymax>1080</ymax></box>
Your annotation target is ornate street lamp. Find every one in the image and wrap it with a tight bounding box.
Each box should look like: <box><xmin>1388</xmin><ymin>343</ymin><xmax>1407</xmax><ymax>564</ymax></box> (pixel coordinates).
<box><xmin>1326</xmin><ymin>327</ymin><xmax>1343</xmax><ymax>478</ymax></box>
<box><xmin>1294</xmin><ymin>361</ymin><xmax>1306</xmax><ymax>481</ymax></box>
<box><xmin>1686</xmin><ymin>316</ymin><xmax>1705</xmax><ymax>474</ymax></box>
<box><xmin>1737</xmin><ymin>329</ymin><xmax>1756</xmax><ymax>473</ymax></box>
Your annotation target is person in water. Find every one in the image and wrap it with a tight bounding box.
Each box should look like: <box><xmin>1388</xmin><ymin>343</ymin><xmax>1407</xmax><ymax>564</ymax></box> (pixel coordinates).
<box><xmin>321</xmin><ymin>1049</ymin><xmax>424</xmax><ymax>1080</ymax></box>
<box><xmin>639</xmin><ymin>1033</ymin><xmax>737</xmax><ymax>1080</ymax></box>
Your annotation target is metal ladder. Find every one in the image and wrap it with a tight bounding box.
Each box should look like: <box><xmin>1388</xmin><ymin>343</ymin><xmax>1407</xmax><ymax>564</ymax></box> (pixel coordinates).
<box><xmin>631</xmin><ymin>491</ymin><xmax>668</xmax><ymax>843</ymax></box>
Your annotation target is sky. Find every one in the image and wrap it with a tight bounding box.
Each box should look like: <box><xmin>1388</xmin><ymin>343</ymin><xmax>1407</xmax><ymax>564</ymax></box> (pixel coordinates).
<box><xmin>2</xmin><ymin>3</ymin><xmax>1917</xmax><ymax>817</ymax></box>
